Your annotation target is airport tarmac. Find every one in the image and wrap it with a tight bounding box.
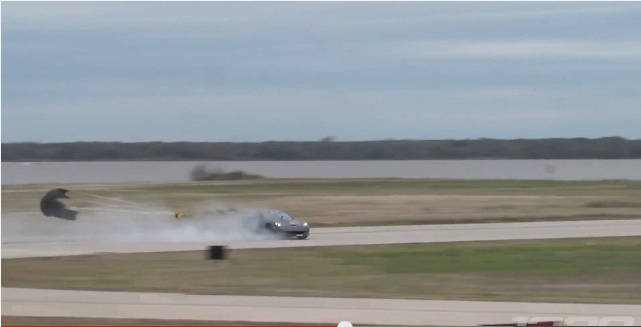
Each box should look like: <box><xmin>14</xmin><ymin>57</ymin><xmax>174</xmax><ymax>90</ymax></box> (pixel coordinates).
<box><xmin>3</xmin><ymin>219</ymin><xmax>641</xmax><ymax>326</ymax></box>
<box><xmin>3</xmin><ymin>287</ymin><xmax>640</xmax><ymax>326</ymax></box>
<box><xmin>3</xmin><ymin>219</ymin><xmax>641</xmax><ymax>259</ymax></box>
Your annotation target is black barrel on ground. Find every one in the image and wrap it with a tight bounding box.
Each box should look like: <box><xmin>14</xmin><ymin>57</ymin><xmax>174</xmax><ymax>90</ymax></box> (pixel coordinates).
<box><xmin>206</xmin><ymin>245</ymin><xmax>227</xmax><ymax>260</ymax></box>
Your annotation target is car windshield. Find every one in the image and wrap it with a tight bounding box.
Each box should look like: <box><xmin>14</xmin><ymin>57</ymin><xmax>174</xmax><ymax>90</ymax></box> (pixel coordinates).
<box><xmin>263</xmin><ymin>210</ymin><xmax>293</xmax><ymax>221</ymax></box>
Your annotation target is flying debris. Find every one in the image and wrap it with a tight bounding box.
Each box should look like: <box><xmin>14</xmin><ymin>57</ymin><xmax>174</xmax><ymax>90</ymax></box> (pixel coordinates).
<box><xmin>40</xmin><ymin>188</ymin><xmax>79</xmax><ymax>220</ymax></box>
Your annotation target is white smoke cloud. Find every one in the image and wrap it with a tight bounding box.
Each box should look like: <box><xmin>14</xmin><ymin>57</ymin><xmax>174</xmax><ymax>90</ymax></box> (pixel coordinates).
<box><xmin>2</xmin><ymin>199</ymin><xmax>281</xmax><ymax>244</ymax></box>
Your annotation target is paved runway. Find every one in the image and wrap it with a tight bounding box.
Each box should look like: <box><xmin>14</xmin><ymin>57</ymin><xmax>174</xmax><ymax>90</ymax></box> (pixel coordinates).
<box><xmin>3</xmin><ymin>288</ymin><xmax>640</xmax><ymax>326</ymax></box>
<box><xmin>3</xmin><ymin>219</ymin><xmax>641</xmax><ymax>326</ymax></box>
<box><xmin>3</xmin><ymin>219</ymin><xmax>641</xmax><ymax>259</ymax></box>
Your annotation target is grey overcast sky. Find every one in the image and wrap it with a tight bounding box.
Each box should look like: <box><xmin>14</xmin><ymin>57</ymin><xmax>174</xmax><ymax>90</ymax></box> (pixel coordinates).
<box><xmin>2</xmin><ymin>1</ymin><xmax>641</xmax><ymax>143</ymax></box>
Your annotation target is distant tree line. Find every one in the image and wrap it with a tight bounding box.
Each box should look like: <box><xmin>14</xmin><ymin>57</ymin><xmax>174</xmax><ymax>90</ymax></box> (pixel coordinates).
<box><xmin>2</xmin><ymin>137</ymin><xmax>641</xmax><ymax>161</ymax></box>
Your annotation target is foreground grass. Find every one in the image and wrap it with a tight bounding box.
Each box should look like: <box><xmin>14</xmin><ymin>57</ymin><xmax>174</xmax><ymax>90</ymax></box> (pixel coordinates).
<box><xmin>0</xmin><ymin>317</ymin><xmax>328</xmax><ymax>326</ymax></box>
<box><xmin>2</xmin><ymin>179</ymin><xmax>641</xmax><ymax>227</ymax></box>
<box><xmin>3</xmin><ymin>237</ymin><xmax>640</xmax><ymax>304</ymax></box>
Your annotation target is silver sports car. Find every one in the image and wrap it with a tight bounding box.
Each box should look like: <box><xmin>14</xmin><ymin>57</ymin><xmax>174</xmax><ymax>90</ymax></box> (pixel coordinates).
<box><xmin>256</xmin><ymin>209</ymin><xmax>310</xmax><ymax>239</ymax></box>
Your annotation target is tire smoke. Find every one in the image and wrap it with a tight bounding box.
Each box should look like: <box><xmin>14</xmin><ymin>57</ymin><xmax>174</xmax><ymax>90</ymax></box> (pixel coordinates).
<box><xmin>2</xmin><ymin>200</ymin><xmax>281</xmax><ymax>244</ymax></box>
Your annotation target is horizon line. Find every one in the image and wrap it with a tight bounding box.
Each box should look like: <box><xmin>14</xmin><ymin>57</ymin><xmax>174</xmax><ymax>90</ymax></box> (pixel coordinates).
<box><xmin>2</xmin><ymin>136</ymin><xmax>640</xmax><ymax>144</ymax></box>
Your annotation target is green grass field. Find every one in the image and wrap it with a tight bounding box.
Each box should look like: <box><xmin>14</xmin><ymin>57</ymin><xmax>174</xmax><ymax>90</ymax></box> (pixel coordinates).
<box><xmin>3</xmin><ymin>179</ymin><xmax>641</xmax><ymax>227</ymax></box>
<box><xmin>3</xmin><ymin>237</ymin><xmax>640</xmax><ymax>304</ymax></box>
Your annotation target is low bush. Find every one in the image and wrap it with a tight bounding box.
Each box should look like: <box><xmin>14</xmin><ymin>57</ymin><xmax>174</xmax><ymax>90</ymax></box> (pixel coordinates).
<box><xmin>189</xmin><ymin>164</ymin><xmax>263</xmax><ymax>181</ymax></box>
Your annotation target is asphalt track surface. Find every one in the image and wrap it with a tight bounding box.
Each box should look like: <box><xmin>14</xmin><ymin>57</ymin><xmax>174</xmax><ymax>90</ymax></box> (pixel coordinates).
<box><xmin>4</xmin><ymin>288</ymin><xmax>641</xmax><ymax>326</ymax></box>
<box><xmin>3</xmin><ymin>219</ymin><xmax>641</xmax><ymax>326</ymax></box>
<box><xmin>3</xmin><ymin>219</ymin><xmax>641</xmax><ymax>259</ymax></box>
